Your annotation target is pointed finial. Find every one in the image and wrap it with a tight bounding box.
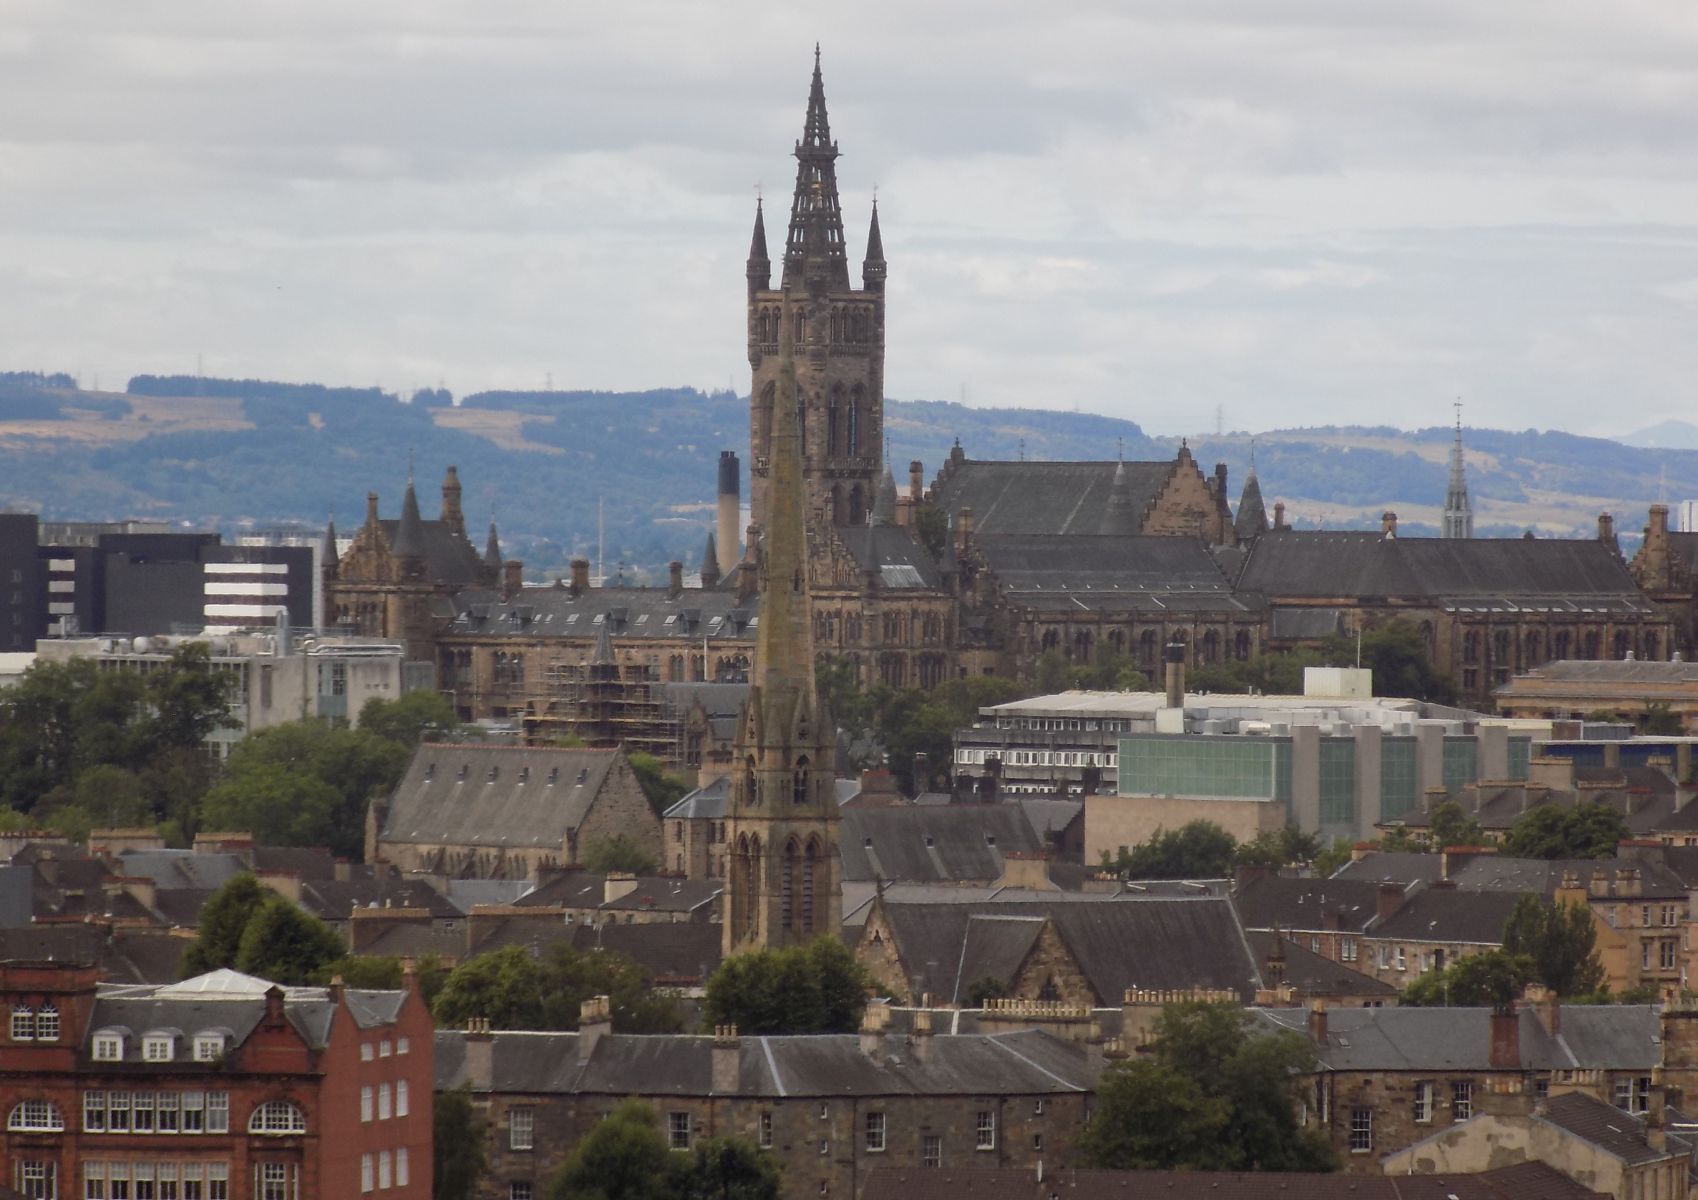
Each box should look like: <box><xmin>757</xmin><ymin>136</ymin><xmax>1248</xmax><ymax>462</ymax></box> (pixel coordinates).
<box><xmin>1117</xmin><ymin>436</ymin><xmax>1123</xmax><ymax>463</ymax></box>
<box><xmin>814</xmin><ymin>42</ymin><xmax>821</xmax><ymax>68</ymax></box>
<box><xmin>1249</xmin><ymin>437</ymin><xmax>1256</xmax><ymax>474</ymax></box>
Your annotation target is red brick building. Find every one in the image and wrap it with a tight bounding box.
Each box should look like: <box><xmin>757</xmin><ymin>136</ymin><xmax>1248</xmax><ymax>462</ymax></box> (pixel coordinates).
<box><xmin>0</xmin><ymin>963</ymin><xmax>433</xmax><ymax>1199</ymax></box>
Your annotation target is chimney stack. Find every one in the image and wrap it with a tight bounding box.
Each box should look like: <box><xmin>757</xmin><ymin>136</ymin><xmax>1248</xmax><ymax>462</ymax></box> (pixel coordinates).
<box><xmin>1164</xmin><ymin>639</ymin><xmax>1187</xmax><ymax>709</ymax></box>
<box><xmin>667</xmin><ymin>560</ymin><xmax>684</xmax><ymax>597</ymax></box>
<box><xmin>859</xmin><ymin>1002</ymin><xmax>890</xmax><ymax>1062</ymax></box>
<box><xmin>711</xmin><ymin>1024</ymin><xmax>740</xmax><ymax>1093</ymax></box>
<box><xmin>578</xmin><ymin>995</ymin><xmax>612</xmax><ymax>1063</ymax></box>
<box><xmin>909</xmin><ymin>1007</ymin><xmax>933</xmax><ymax>1063</ymax></box>
<box><xmin>1381</xmin><ymin>511</ymin><xmax>1397</xmax><ymax>538</ymax></box>
<box><xmin>1307</xmin><ymin>999</ymin><xmax>1328</xmax><ymax>1047</ymax></box>
<box><xmin>909</xmin><ymin>460</ymin><xmax>924</xmax><ymax>503</ymax></box>
<box><xmin>1273</xmin><ymin>501</ymin><xmax>1287</xmax><ymax>531</ymax></box>
<box><xmin>1489</xmin><ymin>1005</ymin><xmax>1520</xmax><ymax>1069</ymax></box>
<box><xmin>1376</xmin><ymin>882</ymin><xmax>1405</xmax><ymax>923</ymax></box>
<box><xmin>716</xmin><ymin>451</ymin><xmax>740</xmax><ymax>576</ymax></box>
<box><xmin>502</xmin><ymin>559</ymin><xmax>523</xmax><ymax>598</ymax></box>
<box><xmin>569</xmin><ymin>557</ymin><xmax>590</xmax><ymax>596</ymax></box>
<box><xmin>463</xmin><ymin>1017</ymin><xmax>494</xmax><ymax>1091</ymax></box>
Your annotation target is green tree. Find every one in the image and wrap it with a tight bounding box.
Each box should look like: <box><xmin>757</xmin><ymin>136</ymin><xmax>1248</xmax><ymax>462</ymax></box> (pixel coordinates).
<box><xmin>911</xmin><ymin>502</ymin><xmax>950</xmax><ymax>562</ymax></box>
<box><xmin>433</xmin><ymin>1087</ymin><xmax>488</xmax><ymax>1200</ymax></box>
<box><xmin>1502</xmin><ymin>803</ymin><xmax>1629</xmax><ymax>861</ymax></box>
<box><xmin>358</xmin><ymin>689</ymin><xmax>460</xmax><ymax>746</ymax></box>
<box><xmin>1428</xmin><ymin>801</ymin><xmax>1486</xmax><ymax>850</ymax></box>
<box><xmin>1502</xmin><ymin>895</ymin><xmax>1606</xmax><ymax>996</ymax></box>
<box><xmin>233</xmin><ymin>897</ymin><xmax>346</xmax><ymax>985</ymax></box>
<box><xmin>1400</xmin><ymin>949</ymin><xmax>1533</xmax><ymax>1010</ymax></box>
<box><xmin>1642</xmin><ymin>701</ymin><xmax>1684</xmax><ymax>736</ymax></box>
<box><xmin>966</xmin><ymin>976</ymin><xmax>1010</xmax><ymax>1006</ymax></box>
<box><xmin>1356</xmin><ymin>621</ymin><xmax>1458</xmax><ymax>705</ymax></box>
<box><xmin>1079</xmin><ymin>1000</ymin><xmax>1334</xmax><ymax>1172</ymax></box>
<box><xmin>704</xmin><ymin>936</ymin><xmax>870</xmax><ymax>1035</ymax></box>
<box><xmin>198</xmin><ymin>721</ymin><xmax>408</xmax><ymax>858</ymax></box>
<box><xmin>547</xmin><ymin>1098</ymin><xmax>674</xmax><ymax>1200</ymax></box>
<box><xmin>669</xmin><ymin>1137</ymin><xmax>783</xmax><ymax>1200</ymax></box>
<box><xmin>584</xmin><ymin>834</ymin><xmax>659</xmax><ymax>875</ymax></box>
<box><xmin>1105</xmin><ymin>821</ymin><xmax>1238</xmax><ymax>880</ymax></box>
<box><xmin>1236</xmin><ymin>825</ymin><xmax>1322</xmax><ymax>869</ymax></box>
<box><xmin>814</xmin><ymin>655</ymin><xmax>879</xmax><ymax>773</ymax></box>
<box><xmin>182</xmin><ymin>873</ymin><xmax>271</xmax><ymax>976</ymax></box>
<box><xmin>627</xmin><ymin>752</ymin><xmax>690</xmax><ymax>817</ymax></box>
<box><xmin>142</xmin><ymin>642</ymin><xmax>240</xmax><ymax>750</ymax></box>
<box><xmin>1312</xmin><ymin>838</ymin><xmax>1355</xmax><ymax>879</ymax></box>
<box><xmin>431</xmin><ymin>945</ymin><xmax>551</xmax><ymax>1031</ymax></box>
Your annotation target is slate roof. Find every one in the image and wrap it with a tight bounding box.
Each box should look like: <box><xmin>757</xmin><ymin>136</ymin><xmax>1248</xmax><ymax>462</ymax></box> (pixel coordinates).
<box><xmin>1250</xmin><ymin>1003</ymin><xmax>1660</xmax><ymax>1071</ymax></box>
<box><xmin>1268</xmin><ymin>607</ymin><xmax>1348</xmax><ymax>640</ymax></box>
<box><xmin>1231</xmin><ymin>875</ymin><xmax>1387</xmax><ymax>934</ymax></box>
<box><xmin>1537</xmin><ymin>1091</ymin><xmax>1679</xmax><ymax>1165</ymax></box>
<box><xmin>300</xmin><ymin>877</ymin><xmax>461</xmax><ymax>922</ymax></box>
<box><xmin>515</xmin><ymin>871</ymin><xmax>721</xmax><ymax>916</ymax></box>
<box><xmin>248</xmin><ymin>845</ymin><xmax>339</xmax><ymax>879</ymax></box>
<box><xmin>379</xmin><ymin>744</ymin><xmax>626</xmax><ymax>849</ymax></box>
<box><xmin>1401</xmin><ymin>768</ymin><xmax>1678</xmax><ymax>836</ymax></box>
<box><xmin>1367</xmin><ymin>886</ymin><xmax>1529</xmax><ymax>945</ymax></box>
<box><xmin>660</xmin><ymin>682</ymin><xmax>748</xmax><ymax>743</ymax></box>
<box><xmin>570</xmin><ymin>921</ymin><xmax>723</xmax><ymax>982</ymax></box>
<box><xmin>876</xmin><ymin>895</ymin><xmax>1262</xmax><ymax>1004</ymax></box>
<box><xmin>841</xmin><ymin>805</ymin><xmax>1045</xmax><ymax>883</ymax></box>
<box><xmin>378</xmin><ymin>516</ymin><xmax>487</xmax><ymax>585</ymax></box>
<box><xmin>859</xmin><ymin>1165</ymin><xmax>1604</xmax><ymax>1200</ymax></box>
<box><xmin>102</xmin><ymin>932</ymin><xmax>192</xmax><ymax>985</ymax></box>
<box><xmin>436</xmin><ymin>1026</ymin><xmax>1092</xmax><ymax>1098</ymax></box>
<box><xmin>973</xmin><ymin>534</ymin><xmax>1261</xmax><ymax>618</ymax></box>
<box><xmin>835</xmin><ymin>526</ymin><xmax>944</xmax><ymax>589</ymax></box>
<box><xmin>1240</xmin><ymin>531</ymin><xmax>1653</xmax><ymax>608</ymax></box>
<box><xmin>1447</xmin><ymin>854</ymin><xmax>1689</xmax><ymax>899</ymax></box>
<box><xmin>116</xmin><ymin>850</ymin><xmax>244</xmax><ymax>891</ymax></box>
<box><xmin>930</xmin><ymin>459</ymin><xmax>1172</xmax><ymax>537</ymax></box>
<box><xmin>356</xmin><ymin>921</ymin><xmax>466</xmax><ymax>962</ymax></box>
<box><xmin>448</xmin><ymin>584</ymin><xmax>758</xmax><ymax>644</ymax></box>
<box><xmin>1495</xmin><ymin>658</ymin><xmax>1698</xmax><ymax>699</ymax></box>
<box><xmin>1248</xmin><ymin>931</ymin><xmax>1399</xmax><ymax>1000</ymax></box>
<box><xmin>1333</xmin><ymin>852</ymin><xmax>1449</xmax><ymax>886</ymax></box>
<box><xmin>666</xmin><ymin>776</ymin><xmax>731</xmax><ymax>821</ymax></box>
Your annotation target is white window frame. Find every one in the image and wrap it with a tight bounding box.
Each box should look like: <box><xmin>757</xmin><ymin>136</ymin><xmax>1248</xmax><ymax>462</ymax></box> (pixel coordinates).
<box><xmin>361</xmin><ymin>1086</ymin><xmax>374</xmax><ymax>1122</ymax></box>
<box><xmin>207</xmin><ymin>1090</ymin><xmax>230</xmax><ymax>1134</ymax></box>
<box><xmin>92</xmin><ymin>1032</ymin><xmax>124</xmax><ymax>1062</ymax></box>
<box><xmin>864</xmin><ymin>1110</ymin><xmax>886</xmax><ymax>1153</ymax></box>
<box><xmin>923</xmin><ymin>1135</ymin><xmax>942</xmax><ymax>1168</ymax></box>
<box><xmin>1349</xmin><ymin>1107</ymin><xmax>1373</xmax><ymax>1153</ymax></box>
<box><xmin>361</xmin><ymin>1154</ymin><xmax>374</xmax><ymax>1193</ymax></box>
<box><xmin>510</xmin><ymin>1107</ymin><xmax>535</xmax><ymax>1151</ymax></box>
<box><xmin>9</xmin><ymin>1005</ymin><xmax>32</xmax><ymax>1042</ymax></box>
<box><xmin>143</xmin><ymin>1035</ymin><xmax>174</xmax><ymax>1062</ymax></box>
<box><xmin>1413</xmin><ymin>1081</ymin><xmax>1433</xmax><ymax>1124</ymax></box>
<box><xmin>248</xmin><ymin>1100</ymin><xmax>307</xmax><ymax>1135</ymax></box>
<box><xmin>975</xmin><ymin>1110</ymin><xmax>996</xmax><ymax>1150</ymax></box>
<box><xmin>669</xmin><ymin>1111</ymin><xmax>692</xmax><ymax>1151</ymax></box>
<box><xmin>33</xmin><ymin>1005</ymin><xmax>57</xmax><ymax>1043</ymax></box>
<box><xmin>6</xmin><ymin>1099</ymin><xmax>62</xmax><ymax>1132</ymax></box>
<box><xmin>396</xmin><ymin>1148</ymin><xmax>409</xmax><ymax>1188</ymax></box>
<box><xmin>1451</xmin><ymin>1081</ymin><xmax>1473</xmax><ymax>1121</ymax></box>
<box><xmin>378</xmin><ymin>1151</ymin><xmax>391</xmax><ymax>1190</ymax></box>
<box><xmin>193</xmin><ymin>1034</ymin><xmax>225</xmax><ymax>1062</ymax></box>
<box><xmin>759</xmin><ymin>1111</ymin><xmax>773</xmax><ymax>1149</ymax></box>
<box><xmin>396</xmin><ymin>1079</ymin><xmax>409</xmax><ymax>1118</ymax></box>
<box><xmin>378</xmin><ymin>1083</ymin><xmax>392</xmax><ymax>1121</ymax></box>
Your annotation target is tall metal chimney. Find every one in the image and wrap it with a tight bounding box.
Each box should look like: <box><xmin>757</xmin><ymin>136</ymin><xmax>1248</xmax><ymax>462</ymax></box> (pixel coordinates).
<box><xmin>717</xmin><ymin>451</ymin><xmax>740</xmax><ymax>577</ymax></box>
<box><xmin>1163</xmin><ymin>639</ymin><xmax>1186</xmax><ymax>709</ymax></box>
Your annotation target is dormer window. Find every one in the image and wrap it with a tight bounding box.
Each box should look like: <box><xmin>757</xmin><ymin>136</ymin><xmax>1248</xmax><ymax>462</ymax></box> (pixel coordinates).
<box><xmin>92</xmin><ymin>1030</ymin><xmax>125</xmax><ymax>1062</ymax></box>
<box><xmin>193</xmin><ymin>1032</ymin><xmax>227</xmax><ymax>1062</ymax></box>
<box><xmin>9</xmin><ymin>1005</ymin><xmax>33</xmax><ymax>1041</ymax></box>
<box><xmin>143</xmin><ymin>1032</ymin><xmax>176</xmax><ymax>1062</ymax></box>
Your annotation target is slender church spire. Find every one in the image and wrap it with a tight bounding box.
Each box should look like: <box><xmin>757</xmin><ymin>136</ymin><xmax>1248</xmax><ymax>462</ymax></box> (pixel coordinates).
<box><xmin>746</xmin><ymin>197</ymin><xmax>770</xmax><ymax>292</ymax></box>
<box><xmin>1443</xmin><ymin>402</ymin><xmax>1474</xmax><ymax>539</ymax></box>
<box><xmin>1097</xmin><ymin>458</ymin><xmax>1138</xmax><ymax>536</ymax></box>
<box><xmin>725</xmin><ymin>290</ymin><xmax>840</xmax><ymax>955</ymax></box>
<box><xmin>783</xmin><ymin>46</ymin><xmax>850</xmax><ymax>291</ymax></box>
<box><xmin>1234</xmin><ymin>441</ymin><xmax>1269</xmax><ymax>541</ymax></box>
<box><xmin>862</xmin><ymin>197</ymin><xmax>885</xmax><ymax>291</ymax></box>
<box><xmin>391</xmin><ymin>477</ymin><xmax>425</xmax><ymax>559</ymax></box>
<box><xmin>484</xmin><ymin>519</ymin><xmax>502</xmax><ymax>572</ymax></box>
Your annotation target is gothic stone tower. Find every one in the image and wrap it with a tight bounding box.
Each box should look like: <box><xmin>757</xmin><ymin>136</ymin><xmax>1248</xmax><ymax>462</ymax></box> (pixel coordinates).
<box><xmin>724</xmin><ymin>292</ymin><xmax>841</xmax><ymax>956</ymax></box>
<box><xmin>747</xmin><ymin>47</ymin><xmax>886</xmax><ymax>535</ymax></box>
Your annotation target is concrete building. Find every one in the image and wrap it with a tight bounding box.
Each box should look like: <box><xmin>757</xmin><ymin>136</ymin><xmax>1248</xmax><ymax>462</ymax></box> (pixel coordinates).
<box><xmin>1496</xmin><ymin>658</ymin><xmax>1698</xmax><ymax>732</ymax></box>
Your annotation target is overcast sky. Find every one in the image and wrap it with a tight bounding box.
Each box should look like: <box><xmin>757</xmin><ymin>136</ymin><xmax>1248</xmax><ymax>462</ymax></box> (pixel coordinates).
<box><xmin>4</xmin><ymin>1</ymin><xmax>1698</xmax><ymax>437</ymax></box>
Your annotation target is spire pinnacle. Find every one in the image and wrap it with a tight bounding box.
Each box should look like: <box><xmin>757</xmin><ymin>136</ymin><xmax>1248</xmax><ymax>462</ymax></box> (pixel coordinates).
<box><xmin>784</xmin><ymin>48</ymin><xmax>849</xmax><ymax>290</ymax></box>
<box><xmin>391</xmin><ymin>477</ymin><xmax>425</xmax><ymax>559</ymax></box>
<box><xmin>1443</xmin><ymin>399</ymin><xmax>1474</xmax><ymax>539</ymax></box>
<box><xmin>484</xmin><ymin>518</ymin><xmax>502</xmax><ymax>571</ymax></box>
<box><xmin>862</xmin><ymin>197</ymin><xmax>886</xmax><ymax>290</ymax></box>
<box><xmin>1098</xmin><ymin>458</ymin><xmax>1138</xmax><ymax>536</ymax></box>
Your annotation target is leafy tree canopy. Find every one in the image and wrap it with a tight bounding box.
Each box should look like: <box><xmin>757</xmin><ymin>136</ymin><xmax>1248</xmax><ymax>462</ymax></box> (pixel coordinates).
<box><xmin>627</xmin><ymin>752</ymin><xmax>690</xmax><ymax>816</ymax></box>
<box><xmin>182</xmin><ymin>873</ymin><xmax>271</xmax><ymax>977</ymax></box>
<box><xmin>1399</xmin><ymin>949</ymin><xmax>1534</xmax><ymax>1011</ymax></box>
<box><xmin>1501</xmin><ymin>803</ymin><xmax>1629</xmax><ymax>861</ymax></box>
<box><xmin>357</xmin><ymin>689</ymin><xmax>460</xmax><ymax>747</ymax></box>
<box><xmin>1429</xmin><ymin>801</ymin><xmax>1486</xmax><ymax>851</ymax></box>
<box><xmin>1502</xmin><ymin>895</ymin><xmax>1606</xmax><ymax>997</ymax></box>
<box><xmin>434</xmin><ymin>1087</ymin><xmax>488</xmax><ymax>1200</ymax></box>
<box><xmin>1103</xmin><ymin>821</ymin><xmax>1238</xmax><ymax>880</ymax></box>
<box><xmin>1078</xmin><ymin>1000</ymin><xmax>1335</xmax><ymax>1172</ymax></box>
<box><xmin>704</xmin><ymin>936</ymin><xmax>869</xmax><ymax>1035</ymax></box>
<box><xmin>546</xmin><ymin>1099</ymin><xmax>779</xmax><ymax>1200</ymax></box>
<box><xmin>1235</xmin><ymin>825</ymin><xmax>1322</xmax><ymax>869</ymax></box>
<box><xmin>583</xmin><ymin>835</ymin><xmax>659</xmax><ymax>875</ymax></box>
<box><xmin>431</xmin><ymin>943</ymin><xmax>683</xmax><ymax>1033</ymax></box>
<box><xmin>232</xmin><ymin>896</ymin><xmax>346</xmax><ymax>985</ymax></box>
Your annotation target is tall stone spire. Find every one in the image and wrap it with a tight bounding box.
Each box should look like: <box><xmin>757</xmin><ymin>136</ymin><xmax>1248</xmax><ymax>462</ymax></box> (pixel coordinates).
<box><xmin>782</xmin><ymin>45</ymin><xmax>850</xmax><ymax>291</ymax></box>
<box><xmin>746</xmin><ymin>197</ymin><xmax>770</xmax><ymax>293</ymax></box>
<box><xmin>725</xmin><ymin>292</ymin><xmax>840</xmax><ymax>956</ymax></box>
<box><xmin>1443</xmin><ymin>404</ymin><xmax>1474</xmax><ymax>539</ymax></box>
<box><xmin>391</xmin><ymin>476</ymin><xmax>425</xmax><ymax>560</ymax></box>
<box><xmin>483</xmin><ymin>519</ymin><xmax>502</xmax><ymax>573</ymax></box>
<box><xmin>1234</xmin><ymin>444</ymin><xmax>1270</xmax><ymax>541</ymax></box>
<box><xmin>862</xmin><ymin>198</ymin><xmax>885</xmax><ymax>291</ymax></box>
<box><xmin>699</xmin><ymin>531</ymin><xmax>721</xmax><ymax>590</ymax></box>
<box><xmin>871</xmin><ymin>465</ymin><xmax>899</xmax><ymax>526</ymax></box>
<box><xmin>321</xmin><ymin>515</ymin><xmax>339</xmax><ymax>573</ymax></box>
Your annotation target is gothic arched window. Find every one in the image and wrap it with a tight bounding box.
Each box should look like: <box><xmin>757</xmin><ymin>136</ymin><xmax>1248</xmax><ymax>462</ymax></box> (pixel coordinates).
<box><xmin>793</xmin><ymin>757</ymin><xmax>810</xmax><ymax>805</ymax></box>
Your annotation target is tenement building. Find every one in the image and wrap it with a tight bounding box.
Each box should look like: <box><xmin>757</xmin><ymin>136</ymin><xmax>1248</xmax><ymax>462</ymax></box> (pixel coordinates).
<box><xmin>436</xmin><ymin>999</ymin><xmax>1093</xmax><ymax>1200</ymax></box>
<box><xmin>0</xmin><ymin>962</ymin><xmax>434</xmax><ymax>1199</ymax></box>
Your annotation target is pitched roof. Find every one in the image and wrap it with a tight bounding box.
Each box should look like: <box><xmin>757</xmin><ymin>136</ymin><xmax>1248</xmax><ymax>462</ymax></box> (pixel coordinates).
<box><xmin>435</xmin><ymin>1027</ymin><xmax>1093</xmax><ymax>1098</ymax></box>
<box><xmin>1231</xmin><ymin>874</ymin><xmax>1387</xmax><ymax>934</ymax></box>
<box><xmin>834</xmin><ymin>526</ymin><xmax>944</xmax><ymax>589</ymax></box>
<box><xmin>570</xmin><ymin>921</ymin><xmax>723</xmax><ymax>982</ymax></box>
<box><xmin>877</xmin><ymin>895</ymin><xmax>1262</xmax><ymax>1004</ymax></box>
<box><xmin>976</xmin><ymin>534</ymin><xmax>1237</xmax><ymax>596</ymax></box>
<box><xmin>1250</xmin><ymin>1003</ymin><xmax>1660</xmax><ymax>1071</ymax></box>
<box><xmin>1367</xmin><ymin>886</ymin><xmax>1528</xmax><ymax>945</ymax></box>
<box><xmin>859</xmin><ymin>1165</ymin><xmax>1605</xmax><ymax>1200</ymax></box>
<box><xmin>448</xmin><ymin>584</ymin><xmax>758</xmax><ymax>644</ymax></box>
<box><xmin>379</xmin><ymin>744</ymin><xmax>626</xmax><ymax>849</ymax></box>
<box><xmin>1333</xmin><ymin>852</ymin><xmax>1448</xmax><ymax>886</ymax></box>
<box><xmin>1537</xmin><ymin>1091</ymin><xmax>1679</xmax><ymax>1165</ymax></box>
<box><xmin>665</xmin><ymin>776</ymin><xmax>730</xmax><ymax>821</ymax></box>
<box><xmin>930</xmin><ymin>459</ymin><xmax>1171</xmax><ymax>536</ymax></box>
<box><xmin>1240</xmin><ymin>531</ymin><xmax>1652</xmax><ymax>608</ymax></box>
<box><xmin>377</xmin><ymin>516</ymin><xmax>488</xmax><ymax>585</ymax></box>
<box><xmin>1248</xmin><ymin>931</ymin><xmax>1399</xmax><ymax>999</ymax></box>
<box><xmin>840</xmin><ymin>805</ymin><xmax>1045</xmax><ymax>883</ymax></box>
<box><xmin>1447</xmin><ymin>854</ymin><xmax>1688</xmax><ymax>899</ymax></box>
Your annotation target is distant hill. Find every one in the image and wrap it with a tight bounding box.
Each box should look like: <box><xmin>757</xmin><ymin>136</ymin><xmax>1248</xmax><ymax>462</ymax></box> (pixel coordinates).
<box><xmin>0</xmin><ymin>371</ymin><xmax>1689</xmax><ymax>576</ymax></box>
<box><xmin>1620</xmin><ymin>419</ymin><xmax>1698</xmax><ymax>451</ymax></box>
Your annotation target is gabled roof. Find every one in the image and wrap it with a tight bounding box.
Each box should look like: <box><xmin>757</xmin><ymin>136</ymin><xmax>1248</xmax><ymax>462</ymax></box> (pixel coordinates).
<box><xmin>876</xmin><ymin>894</ymin><xmax>1262</xmax><ymax>1004</ymax></box>
<box><xmin>448</xmin><ymin>584</ymin><xmax>758</xmax><ymax>643</ymax></box>
<box><xmin>1333</xmin><ymin>852</ymin><xmax>1448</xmax><ymax>886</ymax></box>
<box><xmin>1240</xmin><ymin>531</ymin><xmax>1651</xmax><ymax>606</ymax></box>
<box><xmin>975</xmin><ymin>535</ymin><xmax>1237</xmax><ymax>596</ymax></box>
<box><xmin>665</xmin><ymin>776</ymin><xmax>730</xmax><ymax>821</ymax></box>
<box><xmin>379</xmin><ymin>744</ymin><xmax>626</xmax><ymax>850</ymax></box>
<box><xmin>1447</xmin><ymin>854</ymin><xmax>1689</xmax><ymax>899</ymax></box>
<box><xmin>930</xmin><ymin>459</ymin><xmax>1171</xmax><ymax>536</ymax></box>
<box><xmin>571</xmin><ymin>921</ymin><xmax>723</xmax><ymax>982</ymax></box>
<box><xmin>1537</xmin><ymin>1091</ymin><xmax>1679</xmax><ymax>1165</ymax></box>
<box><xmin>1248</xmin><ymin>931</ymin><xmax>1398</xmax><ymax>1000</ymax></box>
<box><xmin>834</xmin><ymin>526</ymin><xmax>944</xmax><ymax>589</ymax></box>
